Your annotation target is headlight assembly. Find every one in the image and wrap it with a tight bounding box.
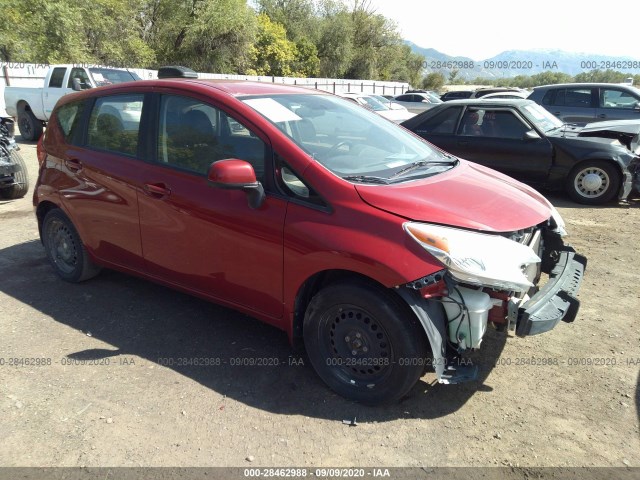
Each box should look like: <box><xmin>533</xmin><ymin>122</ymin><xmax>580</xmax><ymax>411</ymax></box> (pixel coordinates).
<box><xmin>404</xmin><ymin>222</ymin><xmax>541</xmax><ymax>292</ymax></box>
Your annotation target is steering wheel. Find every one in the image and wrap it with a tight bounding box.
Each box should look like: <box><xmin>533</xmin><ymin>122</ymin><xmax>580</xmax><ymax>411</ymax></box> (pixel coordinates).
<box><xmin>326</xmin><ymin>141</ymin><xmax>353</xmax><ymax>157</ymax></box>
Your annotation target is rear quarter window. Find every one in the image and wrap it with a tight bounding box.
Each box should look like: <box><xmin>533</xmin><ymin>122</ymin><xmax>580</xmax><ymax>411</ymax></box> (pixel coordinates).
<box><xmin>55</xmin><ymin>101</ymin><xmax>85</xmax><ymax>144</ymax></box>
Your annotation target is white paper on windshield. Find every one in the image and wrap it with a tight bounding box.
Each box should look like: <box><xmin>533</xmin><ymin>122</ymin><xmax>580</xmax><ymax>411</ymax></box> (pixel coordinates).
<box><xmin>92</xmin><ymin>73</ymin><xmax>105</xmax><ymax>82</ymax></box>
<box><xmin>244</xmin><ymin>98</ymin><xmax>301</xmax><ymax>123</ymax></box>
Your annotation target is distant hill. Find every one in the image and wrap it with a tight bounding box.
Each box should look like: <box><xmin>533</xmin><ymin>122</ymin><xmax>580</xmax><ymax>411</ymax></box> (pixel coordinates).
<box><xmin>407</xmin><ymin>42</ymin><xmax>640</xmax><ymax>80</ymax></box>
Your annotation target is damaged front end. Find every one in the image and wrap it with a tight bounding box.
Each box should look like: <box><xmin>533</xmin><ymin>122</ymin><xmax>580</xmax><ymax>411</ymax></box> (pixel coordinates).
<box><xmin>397</xmin><ymin>212</ymin><xmax>587</xmax><ymax>384</ymax></box>
<box><xmin>576</xmin><ymin>120</ymin><xmax>640</xmax><ymax>198</ymax></box>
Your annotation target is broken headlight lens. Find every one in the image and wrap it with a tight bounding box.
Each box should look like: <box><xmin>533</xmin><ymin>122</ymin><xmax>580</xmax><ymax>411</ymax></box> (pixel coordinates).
<box><xmin>404</xmin><ymin>222</ymin><xmax>541</xmax><ymax>292</ymax></box>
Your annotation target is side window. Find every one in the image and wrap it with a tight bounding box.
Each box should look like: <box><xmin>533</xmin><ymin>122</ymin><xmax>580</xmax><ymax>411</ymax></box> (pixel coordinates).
<box><xmin>55</xmin><ymin>101</ymin><xmax>85</xmax><ymax>144</ymax></box>
<box><xmin>86</xmin><ymin>94</ymin><xmax>143</xmax><ymax>156</ymax></box>
<box><xmin>48</xmin><ymin>68</ymin><xmax>66</xmax><ymax>88</ymax></box>
<box><xmin>601</xmin><ymin>89</ymin><xmax>639</xmax><ymax>109</ymax></box>
<box><xmin>541</xmin><ymin>90</ymin><xmax>555</xmax><ymax>105</ymax></box>
<box><xmin>396</xmin><ymin>95</ymin><xmax>410</xmax><ymax>102</ymax></box>
<box><xmin>563</xmin><ymin>88</ymin><xmax>592</xmax><ymax>108</ymax></box>
<box><xmin>457</xmin><ymin>109</ymin><xmax>483</xmax><ymax>136</ymax></box>
<box><xmin>415</xmin><ymin>106</ymin><xmax>462</xmax><ymax>134</ymax></box>
<box><xmin>482</xmin><ymin>110</ymin><xmax>529</xmax><ymax>139</ymax></box>
<box><xmin>67</xmin><ymin>68</ymin><xmax>91</xmax><ymax>89</ymax></box>
<box><xmin>157</xmin><ymin>95</ymin><xmax>266</xmax><ymax>181</ymax></box>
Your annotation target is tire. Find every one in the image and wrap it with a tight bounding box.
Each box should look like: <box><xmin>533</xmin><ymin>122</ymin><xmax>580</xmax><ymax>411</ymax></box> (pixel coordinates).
<box><xmin>17</xmin><ymin>108</ymin><xmax>43</xmax><ymax>142</ymax></box>
<box><xmin>42</xmin><ymin>209</ymin><xmax>101</xmax><ymax>282</ymax></box>
<box><xmin>566</xmin><ymin>160</ymin><xmax>620</xmax><ymax>205</ymax></box>
<box><xmin>303</xmin><ymin>281</ymin><xmax>428</xmax><ymax>405</ymax></box>
<box><xmin>0</xmin><ymin>149</ymin><xmax>29</xmax><ymax>199</ymax></box>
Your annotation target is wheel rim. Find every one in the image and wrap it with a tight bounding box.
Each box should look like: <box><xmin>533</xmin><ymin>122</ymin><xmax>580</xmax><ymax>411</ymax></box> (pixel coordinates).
<box><xmin>574</xmin><ymin>167</ymin><xmax>610</xmax><ymax>198</ymax></box>
<box><xmin>19</xmin><ymin>116</ymin><xmax>32</xmax><ymax>138</ymax></box>
<box><xmin>47</xmin><ymin>219</ymin><xmax>78</xmax><ymax>274</ymax></box>
<box><xmin>320</xmin><ymin>304</ymin><xmax>393</xmax><ymax>387</ymax></box>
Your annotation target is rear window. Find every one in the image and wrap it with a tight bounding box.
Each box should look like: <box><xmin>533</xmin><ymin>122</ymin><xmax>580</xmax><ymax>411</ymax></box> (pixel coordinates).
<box><xmin>48</xmin><ymin>68</ymin><xmax>66</xmax><ymax>88</ymax></box>
<box><xmin>86</xmin><ymin>95</ymin><xmax>143</xmax><ymax>156</ymax></box>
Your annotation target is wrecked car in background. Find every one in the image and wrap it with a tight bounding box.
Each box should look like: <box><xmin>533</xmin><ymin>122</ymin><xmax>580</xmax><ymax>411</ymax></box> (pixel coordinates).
<box><xmin>402</xmin><ymin>99</ymin><xmax>640</xmax><ymax>205</ymax></box>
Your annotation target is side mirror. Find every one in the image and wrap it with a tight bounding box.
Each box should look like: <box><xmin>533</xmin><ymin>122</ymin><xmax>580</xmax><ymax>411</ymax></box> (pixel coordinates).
<box><xmin>523</xmin><ymin>130</ymin><xmax>541</xmax><ymax>140</ymax></box>
<box><xmin>207</xmin><ymin>159</ymin><xmax>265</xmax><ymax>209</ymax></box>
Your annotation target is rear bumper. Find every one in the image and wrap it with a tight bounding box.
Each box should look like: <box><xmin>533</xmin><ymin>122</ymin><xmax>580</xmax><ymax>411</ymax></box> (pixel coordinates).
<box><xmin>516</xmin><ymin>248</ymin><xmax>587</xmax><ymax>336</ymax></box>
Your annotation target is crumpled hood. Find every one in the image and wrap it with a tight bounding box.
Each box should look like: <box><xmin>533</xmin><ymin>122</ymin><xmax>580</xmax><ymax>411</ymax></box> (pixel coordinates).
<box><xmin>355</xmin><ymin>160</ymin><xmax>552</xmax><ymax>232</ymax></box>
<box><xmin>555</xmin><ymin>119</ymin><xmax>640</xmax><ymax>153</ymax></box>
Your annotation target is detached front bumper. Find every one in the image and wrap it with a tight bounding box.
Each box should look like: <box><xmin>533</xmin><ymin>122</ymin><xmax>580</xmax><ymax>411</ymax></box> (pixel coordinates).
<box><xmin>516</xmin><ymin>247</ymin><xmax>587</xmax><ymax>336</ymax></box>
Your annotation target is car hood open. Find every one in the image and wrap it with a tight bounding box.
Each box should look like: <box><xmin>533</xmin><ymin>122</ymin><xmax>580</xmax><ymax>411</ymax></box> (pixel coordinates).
<box><xmin>354</xmin><ymin>161</ymin><xmax>552</xmax><ymax>232</ymax></box>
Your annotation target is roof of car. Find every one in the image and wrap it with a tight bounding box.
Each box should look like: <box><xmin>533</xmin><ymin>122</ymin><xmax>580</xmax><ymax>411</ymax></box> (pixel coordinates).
<box><xmin>439</xmin><ymin>98</ymin><xmax>535</xmax><ymax>107</ymax></box>
<box><xmin>533</xmin><ymin>82</ymin><xmax>638</xmax><ymax>90</ymax></box>
<box><xmin>69</xmin><ymin>78</ymin><xmax>325</xmax><ymax>98</ymax></box>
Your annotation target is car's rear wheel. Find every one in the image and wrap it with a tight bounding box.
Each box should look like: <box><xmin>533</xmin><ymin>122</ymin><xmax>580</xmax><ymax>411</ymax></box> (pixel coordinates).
<box><xmin>18</xmin><ymin>108</ymin><xmax>43</xmax><ymax>142</ymax></box>
<box><xmin>303</xmin><ymin>281</ymin><xmax>427</xmax><ymax>405</ymax></box>
<box><xmin>42</xmin><ymin>209</ymin><xmax>101</xmax><ymax>282</ymax></box>
<box><xmin>0</xmin><ymin>149</ymin><xmax>29</xmax><ymax>199</ymax></box>
<box><xmin>566</xmin><ymin>160</ymin><xmax>620</xmax><ymax>205</ymax></box>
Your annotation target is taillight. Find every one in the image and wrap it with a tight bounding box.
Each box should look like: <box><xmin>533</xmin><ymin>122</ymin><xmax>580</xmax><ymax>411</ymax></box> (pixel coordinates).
<box><xmin>37</xmin><ymin>134</ymin><xmax>46</xmax><ymax>166</ymax></box>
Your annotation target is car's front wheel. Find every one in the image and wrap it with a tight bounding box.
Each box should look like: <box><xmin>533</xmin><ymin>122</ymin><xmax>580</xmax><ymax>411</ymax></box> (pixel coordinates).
<box><xmin>42</xmin><ymin>209</ymin><xmax>101</xmax><ymax>282</ymax></box>
<box><xmin>303</xmin><ymin>281</ymin><xmax>428</xmax><ymax>405</ymax></box>
<box><xmin>566</xmin><ymin>160</ymin><xmax>620</xmax><ymax>205</ymax></box>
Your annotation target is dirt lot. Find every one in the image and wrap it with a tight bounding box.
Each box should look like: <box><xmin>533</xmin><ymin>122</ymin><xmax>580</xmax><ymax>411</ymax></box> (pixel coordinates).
<box><xmin>1</xmin><ymin>140</ymin><xmax>638</xmax><ymax>470</ymax></box>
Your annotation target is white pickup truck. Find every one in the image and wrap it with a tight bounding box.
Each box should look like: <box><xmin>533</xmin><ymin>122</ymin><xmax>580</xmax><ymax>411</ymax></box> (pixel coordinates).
<box><xmin>4</xmin><ymin>65</ymin><xmax>140</xmax><ymax>141</ymax></box>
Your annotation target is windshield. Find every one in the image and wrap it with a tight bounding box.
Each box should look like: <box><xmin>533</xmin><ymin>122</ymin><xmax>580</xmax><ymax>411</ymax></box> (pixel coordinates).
<box><xmin>360</xmin><ymin>95</ymin><xmax>389</xmax><ymax>111</ymax></box>
<box><xmin>242</xmin><ymin>94</ymin><xmax>452</xmax><ymax>181</ymax></box>
<box><xmin>522</xmin><ymin>103</ymin><xmax>564</xmax><ymax>132</ymax></box>
<box><xmin>89</xmin><ymin>68</ymin><xmax>140</xmax><ymax>86</ymax></box>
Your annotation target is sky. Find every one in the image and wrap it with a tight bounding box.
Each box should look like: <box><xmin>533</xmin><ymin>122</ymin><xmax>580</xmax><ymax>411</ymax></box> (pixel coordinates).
<box><xmin>366</xmin><ymin>0</ymin><xmax>639</xmax><ymax>60</ymax></box>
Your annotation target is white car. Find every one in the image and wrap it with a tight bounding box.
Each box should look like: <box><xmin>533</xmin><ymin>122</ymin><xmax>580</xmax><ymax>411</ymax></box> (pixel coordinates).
<box><xmin>392</xmin><ymin>92</ymin><xmax>442</xmax><ymax>113</ymax></box>
<box><xmin>480</xmin><ymin>91</ymin><xmax>529</xmax><ymax>100</ymax></box>
<box><xmin>339</xmin><ymin>92</ymin><xmax>415</xmax><ymax>123</ymax></box>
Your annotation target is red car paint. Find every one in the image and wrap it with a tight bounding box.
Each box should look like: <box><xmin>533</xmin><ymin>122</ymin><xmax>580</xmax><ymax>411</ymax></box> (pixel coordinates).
<box><xmin>35</xmin><ymin>79</ymin><xmax>553</xmax><ymax>339</ymax></box>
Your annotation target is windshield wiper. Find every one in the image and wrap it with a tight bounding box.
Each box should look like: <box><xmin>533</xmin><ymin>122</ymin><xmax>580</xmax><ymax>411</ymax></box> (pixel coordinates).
<box><xmin>388</xmin><ymin>158</ymin><xmax>458</xmax><ymax>180</ymax></box>
<box><xmin>342</xmin><ymin>175</ymin><xmax>390</xmax><ymax>184</ymax></box>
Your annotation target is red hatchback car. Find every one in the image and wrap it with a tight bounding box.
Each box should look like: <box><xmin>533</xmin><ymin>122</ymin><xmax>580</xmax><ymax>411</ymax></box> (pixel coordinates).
<box><xmin>34</xmin><ymin>73</ymin><xmax>587</xmax><ymax>404</ymax></box>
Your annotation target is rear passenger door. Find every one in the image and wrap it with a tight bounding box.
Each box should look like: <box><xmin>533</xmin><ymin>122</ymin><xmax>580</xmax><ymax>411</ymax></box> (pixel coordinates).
<box><xmin>541</xmin><ymin>87</ymin><xmax>597</xmax><ymax>124</ymax></box>
<box><xmin>137</xmin><ymin>93</ymin><xmax>287</xmax><ymax>318</ymax></box>
<box><xmin>56</xmin><ymin>93</ymin><xmax>147</xmax><ymax>270</ymax></box>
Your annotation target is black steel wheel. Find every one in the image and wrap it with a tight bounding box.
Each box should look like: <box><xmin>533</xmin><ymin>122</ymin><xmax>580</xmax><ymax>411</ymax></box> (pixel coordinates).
<box><xmin>42</xmin><ymin>209</ymin><xmax>101</xmax><ymax>282</ymax></box>
<box><xmin>303</xmin><ymin>281</ymin><xmax>428</xmax><ymax>405</ymax></box>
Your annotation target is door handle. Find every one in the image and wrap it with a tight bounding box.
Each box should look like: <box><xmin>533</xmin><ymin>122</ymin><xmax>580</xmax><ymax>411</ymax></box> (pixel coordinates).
<box><xmin>457</xmin><ymin>141</ymin><xmax>469</xmax><ymax>147</ymax></box>
<box><xmin>144</xmin><ymin>183</ymin><xmax>171</xmax><ymax>198</ymax></box>
<box><xmin>597</xmin><ymin>114</ymin><xmax>607</xmax><ymax>118</ymax></box>
<box><xmin>64</xmin><ymin>159</ymin><xmax>82</xmax><ymax>172</ymax></box>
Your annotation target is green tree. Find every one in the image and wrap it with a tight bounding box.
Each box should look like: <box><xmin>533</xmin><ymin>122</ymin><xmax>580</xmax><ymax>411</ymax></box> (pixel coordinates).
<box><xmin>145</xmin><ymin>0</ymin><xmax>257</xmax><ymax>72</ymax></box>
<box><xmin>257</xmin><ymin>0</ymin><xmax>319</xmax><ymax>42</ymax></box>
<box><xmin>574</xmin><ymin>69</ymin><xmax>627</xmax><ymax>83</ymax></box>
<box><xmin>316</xmin><ymin>7</ymin><xmax>354</xmax><ymax>77</ymax></box>
<box><xmin>422</xmin><ymin>72</ymin><xmax>445</xmax><ymax>91</ymax></box>
<box><xmin>247</xmin><ymin>13</ymin><xmax>298</xmax><ymax>76</ymax></box>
